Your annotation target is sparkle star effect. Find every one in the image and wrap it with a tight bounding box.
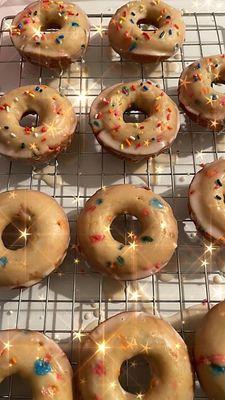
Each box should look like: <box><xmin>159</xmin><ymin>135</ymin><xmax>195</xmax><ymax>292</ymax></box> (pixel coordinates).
<box><xmin>3</xmin><ymin>341</ymin><xmax>12</xmax><ymax>351</ymax></box>
<box><xmin>73</xmin><ymin>330</ymin><xmax>86</xmax><ymax>342</ymax></box>
<box><xmin>201</xmin><ymin>259</ymin><xmax>209</xmax><ymax>267</ymax></box>
<box><xmin>19</xmin><ymin>228</ymin><xmax>31</xmax><ymax>241</ymax></box>
<box><xmin>128</xmin><ymin>289</ymin><xmax>141</xmax><ymax>301</ymax></box>
<box><xmin>204</xmin><ymin>243</ymin><xmax>216</xmax><ymax>254</ymax></box>
<box><xmin>93</xmin><ymin>24</ymin><xmax>106</xmax><ymax>38</ymax></box>
<box><xmin>129</xmin><ymin>241</ymin><xmax>138</xmax><ymax>250</ymax></box>
<box><xmin>136</xmin><ymin>394</ymin><xmax>144</xmax><ymax>399</ymax></box>
<box><xmin>97</xmin><ymin>341</ymin><xmax>110</xmax><ymax>354</ymax></box>
<box><xmin>179</xmin><ymin>77</ymin><xmax>191</xmax><ymax>90</ymax></box>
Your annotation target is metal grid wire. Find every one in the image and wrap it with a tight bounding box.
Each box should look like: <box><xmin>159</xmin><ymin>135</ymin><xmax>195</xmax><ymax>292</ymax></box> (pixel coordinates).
<box><xmin>0</xmin><ymin>9</ymin><xmax>225</xmax><ymax>399</ymax></box>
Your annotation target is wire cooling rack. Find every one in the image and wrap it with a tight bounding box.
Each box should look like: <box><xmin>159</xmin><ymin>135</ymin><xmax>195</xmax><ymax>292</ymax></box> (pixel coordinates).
<box><xmin>0</xmin><ymin>9</ymin><xmax>225</xmax><ymax>400</ymax></box>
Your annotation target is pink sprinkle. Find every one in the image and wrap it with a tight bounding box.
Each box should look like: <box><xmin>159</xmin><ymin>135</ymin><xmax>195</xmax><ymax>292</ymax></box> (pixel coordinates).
<box><xmin>86</xmin><ymin>205</ymin><xmax>97</xmax><ymax>213</ymax></box>
<box><xmin>92</xmin><ymin>360</ymin><xmax>106</xmax><ymax>376</ymax></box>
<box><xmin>142</xmin><ymin>208</ymin><xmax>150</xmax><ymax>216</ymax></box>
<box><xmin>220</xmin><ymin>96</ymin><xmax>225</xmax><ymax>106</ymax></box>
<box><xmin>90</xmin><ymin>234</ymin><xmax>105</xmax><ymax>243</ymax></box>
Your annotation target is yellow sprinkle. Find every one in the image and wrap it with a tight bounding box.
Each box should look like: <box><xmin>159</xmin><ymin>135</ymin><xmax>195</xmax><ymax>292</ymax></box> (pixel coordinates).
<box><xmin>120</xmin><ymin>143</ymin><xmax>124</xmax><ymax>150</ymax></box>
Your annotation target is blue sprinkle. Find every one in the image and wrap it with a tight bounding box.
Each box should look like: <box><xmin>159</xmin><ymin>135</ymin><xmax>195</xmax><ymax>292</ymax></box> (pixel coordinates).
<box><xmin>211</xmin><ymin>364</ymin><xmax>225</xmax><ymax>375</ymax></box>
<box><xmin>58</xmin><ymin>34</ymin><xmax>64</xmax><ymax>39</ymax></box>
<box><xmin>168</xmin><ymin>29</ymin><xmax>173</xmax><ymax>35</ymax></box>
<box><xmin>212</xmin><ymin>94</ymin><xmax>218</xmax><ymax>100</ymax></box>
<box><xmin>35</xmin><ymin>86</ymin><xmax>42</xmax><ymax>92</ymax></box>
<box><xmin>159</xmin><ymin>31</ymin><xmax>165</xmax><ymax>39</ymax></box>
<box><xmin>72</xmin><ymin>22</ymin><xmax>80</xmax><ymax>27</ymax></box>
<box><xmin>130</xmin><ymin>19</ymin><xmax>135</xmax><ymax>24</ymax></box>
<box><xmin>150</xmin><ymin>198</ymin><xmax>164</xmax><ymax>209</ymax></box>
<box><xmin>196</xmin><ymin>63</ymin><xmax>201</xmax><ymax>69</ymax></box>
<box><xmin>93</xmin><ymin>120</ymin><xmax>101</xmax><ymax>127</ymax></box>
<box><xmin>34</xmin><ymin>359</ymin><xmax>52</xmax><ymax>376</ymax></box>
<box><xmin>143</xmin><ymin>85</ymin><xmax>149</xmax><ymax>91</ymax></box>
<box><xmin>55</xmin><ymin>38</ymin><xmax>61</xmax><ymax>44</ymax></box>
<box><xmin>128</xmin><ymin>41</ymin><xmax>137</xmax><ymax>51</ymax></box>
<box><xmin>0</xmin><ymin>256</ymin><xmax>8</xmax><ymax>267</ymax></box>
<box><xmin>96</xmin><ymin>198</ymin><xmax>103</xmax><ymax>205</ymax></box>
<box><xmin>18</xmin><ymin>23</ymin><xmax>23</xmax><ymax>30</ymax></box>
<box><xmin>131</xmin><ymin>11</ymin><xmax>136</xmax><ymax>16</ymax></box>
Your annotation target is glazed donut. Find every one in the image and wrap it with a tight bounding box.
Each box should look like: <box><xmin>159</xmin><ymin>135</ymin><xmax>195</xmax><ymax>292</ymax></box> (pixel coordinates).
<box><xmin>179</xmin><ymin>55</ymin><xmax>225</xmax><ymax>131</ymax></box>
<box><xmin>0</xmin><ymin>189</ymin><xmax>70</xmax><ymax>289</ymax></box>
<box><xmin>77</xmin><ymin>184</ymin><xmax>178</xmax><ymax>280</ymax></box>
<box><xmin>195</xmin><ymin>301</ymin><xmax>225</xmax><ymax>400</ymax></box>
<box><xmin>10</xmin><ymin>0</ymin><xmax>90</xmax><ymax>69</ymax></box>
<box><xmin>108</xmin><ymin>0</ymin><xmax>185</xmax><ymax>63</ymax></box>
<box><xmin>0</xmin><ymin>330</ymin><xmax>73</xmax><ymax>400</ymax></box>
<box><xmin>90</xmin><ymin>80</ymin><xmax>180</xmax><ymax>162</ymax></box>
<box><xmin>189</xmin><ymin>159</ymin><xmax>225</xmax><ymax>245</ymax></box>
<box><xmin>0</xmin><ymin>85</ymin><xmax>76</xmax><ymax>163</ymax></box>
<box><xmin>77</xmin><ymin>311</ymin><xmax>194</xmax><ymax>400</ymax></box>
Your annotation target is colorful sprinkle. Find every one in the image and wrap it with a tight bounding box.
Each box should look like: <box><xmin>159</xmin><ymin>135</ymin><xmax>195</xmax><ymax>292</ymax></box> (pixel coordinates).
<box><xmin>35</xmin><ymin>86</ymin><xmax>43</xmax><ymax>92</ymax></box>
<box><xmin>216</xmin><ymin>179</ymin><xmax>223</xmax><ymax>187</ymax></box>
<box><xmin>128</xmin><ymin>41</ymin><xmax>137</xmax><ymax>51</ymax></box>
<box><xmin>0</xmin><ymin>256</ymin><xmax>8</xmax><ymax>267</ymax></box>
<box><xmin>215</xmin><ymin>195</ymin><xmax>222</xmax><ymax>200</ymax></box>
<box><xmin>159</xmin><ymin>31</ymin><xmax>165</xmax><ymax>39</ymax></box>
<box><xmin>72</xmin><ymin>22</ymin><xmax>80</xmax><ymax>27</ymax></box>
<box><xmin>211</xmin><ymin>364</ymin><xmax>225</xmax><ymax>375</ymax></box>
<box><xmin>116</xmin><ymin>256</ymin><xmax>125</xmax><ymax>266</ymax></box>
<box><xmin>96</xmin><ymin>198</ymin><xmax>103</xmax><ymax>205</ymax></box>
<box><xmin>93</xmin><ymin>360</ymin><xmax>106</xmax><ymax>376</ymax></box>
<box><xmin>150</xmin><ymin>198</ymin><xmax>164</xmax><ymax>209</ymax></box>
<box><xmin>34</xmin><ymin>359</ymin><xmax>52</xmax><ymax>376</ymax></box>
<box><xmin>90</xmin><ymin>234</ymin><xmax>105</xmax><ymax>243</ymax></box>
<box><xmin>141</xmin><ymin>236</ymin><xmax>153</xmax><ymax>243</ymax></box>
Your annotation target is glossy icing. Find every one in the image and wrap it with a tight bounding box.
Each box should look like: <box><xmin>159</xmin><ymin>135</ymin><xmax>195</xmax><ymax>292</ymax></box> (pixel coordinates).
<box><xmin>90</xmin><ymin>80</ymin><xmax>180</xmax><ymax>162</ymax></box>
<box><xmin>0</xmin><ymin>85</ymin><xmax>76</xmax><ymax>163</ymax></box>
<box><xmin>0</xmin><ymin>330</ymin><xmax>73</xmax><ymax>400</ymax></box>
<box><xmin>78</xmin><ymin>312</ymin><xmax>194</xmax><ymax>400</ymax></box>
<box><xmin>0</xmin><ymin>190</ymin><xmax>70</xmax><ymax>289</ymax></box>
<box><xmin>77</xmin><ymin>184</ymin><xmax>178</xmax><ymax>280</ymax></box>
<box><xmin>108</xmin><ymin>0</ymin><xmax>185</xmax><ymax>62</ymax></box>
<box><xmin>189</xmin><ymin>159</ymin><xmax>225</xmax><ymax>244</ymax></box>
<box><xmin>11</xmin><ymin>0</ymin><xmax>90</xmax><ymax>68</ymax></box>
<box><xmin>179</xmin><ymin>55</ymin><xmax>225</xmax><ymax>130</ymax></box>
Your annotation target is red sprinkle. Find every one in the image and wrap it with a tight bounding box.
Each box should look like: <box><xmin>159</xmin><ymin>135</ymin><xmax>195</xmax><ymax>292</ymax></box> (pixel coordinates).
<box><xmin>92</xmin><ymin>360</ymin><xmax>106</xmax><ymax>376</ymax></box>
<box><xmin>90</xmin><ymin>234</ymin><xmax>105</xmax><ymax>243</ymax></box>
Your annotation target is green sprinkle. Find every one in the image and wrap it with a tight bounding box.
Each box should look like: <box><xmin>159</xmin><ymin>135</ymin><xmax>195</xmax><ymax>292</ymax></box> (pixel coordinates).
<box><xmin>141</xmin><ymin>236</ymin><xmax>153</xmax><ymax>243</ymax></box>
<box><xmin>96</xmin><ymin>198</ymin><xmax>103</xmax><ymax>205</ymax></box>
<box><xmin>116</xmin><ymin>256</ymin><xmax>125</xmax><ymax>266</ymax></box>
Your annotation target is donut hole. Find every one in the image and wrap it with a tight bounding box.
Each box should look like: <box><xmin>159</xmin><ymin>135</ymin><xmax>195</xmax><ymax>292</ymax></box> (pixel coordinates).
<box><xmin>211</xmin><ymin>81</ymin><xmax>225</xmax><ymax>94</ymax></box>
<box><xmin>119</xmin><ymin>354</ymin><xmax>152</xmax><ymax>395</ymax></box>
<box><xmin>137</xmin><ymin>18</ymin><xmax>159</xmax><ymax>32</ymax></box>
<box><xmin>2</xmin><ymin>375</ymin><xmax>32</xmax><ymax>397</ymax></box>
<box><xmin>19</xmin><ymin>110</ymin><xmax>40</xmax><ymax>128</ymax></box>
<box><xmin>2</xmin><ymin>215</ymin><xmax>33</xmax><ymax>250</ymax></box>
<box><xmin>123</xmin><ymin>105</ymin><xmax>148</xmax><ymax>123</ymax></box>
<box><xmin>110</xmin><ymin>214</ymin><xmax>142</xmax><ymax>244</ymax></box>
<box><xmin>41</xmin><ymin>21</ymin><xmax>62</xmax><ymax>33</ymax></box>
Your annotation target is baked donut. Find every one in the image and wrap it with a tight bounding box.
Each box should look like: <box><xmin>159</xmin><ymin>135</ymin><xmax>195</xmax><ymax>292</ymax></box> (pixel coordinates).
<box><xmin>189</xmin><ymin>158</ymin><xmax>225</xmax><ymax>245</ymax></box>
<box><xmin>195</xmin><ymin>301</ymin><xmax>225</xmax><ymax>400</ymax></box>
<box><xmin>108</xmin><ymin>0</ymin><xmax>185</xmax><ymax>63</ymax></box>
<box><xmin>77</xmin><ymin>311</ymin><xmax>194</xmax><ymax>400</ymax></box>
<box><xmin>179</xmin><ymin>55</ymin><xmax>225</xmax><ymax>131</ymax></box>
<box><xmin>0</xmin><ymin>189</ymin><xmax>70</xmax><ymax>289</ymax></box>
<box><xmin>0</xmin><ymin>85</ymin><xmax>76</xmax><ymax>163</ymax></box>
<box><xmin>90</xmin><ymin>80</ymin><xmax>180</xmax><ymax>162</ymax></box>
<box><xmin>10</xmin><ymin>0</ymin><xmax>90</xmax><ymax>69</ymax></box>
<box><xmin>0</xmin><ymin>330</ymin><xmax>73</xmax><ymax>400</ymax></box>
<box><xmin>77</xmin><ymin>184</ymin><xmax>178</xmax><ymax>280</ymax></box>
